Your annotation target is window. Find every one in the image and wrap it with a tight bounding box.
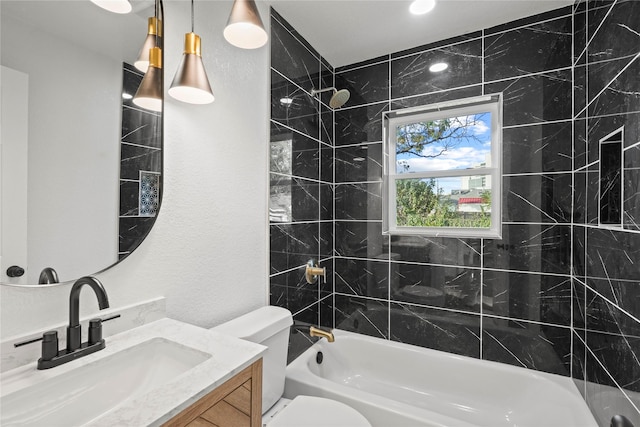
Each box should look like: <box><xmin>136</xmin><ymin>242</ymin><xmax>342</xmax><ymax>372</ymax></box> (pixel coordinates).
<box><xmin>382</xmin><ymin>94</ymin><xmax>502</xmax><ymax>238</ymax></box>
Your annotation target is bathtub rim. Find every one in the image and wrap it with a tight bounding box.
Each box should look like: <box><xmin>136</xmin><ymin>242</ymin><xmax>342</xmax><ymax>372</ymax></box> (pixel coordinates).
<box><xmin>285</xmin><ymin>328</ymin><xmax>597</xmax><ymax>427</ymax></box>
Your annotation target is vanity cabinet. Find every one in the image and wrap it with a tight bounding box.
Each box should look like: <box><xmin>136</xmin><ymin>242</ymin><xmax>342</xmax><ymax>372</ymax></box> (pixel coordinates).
<box><xmin>163</xmin><ymin>359</ymin><xmax>262</xmax><ymax>427</ymax></box>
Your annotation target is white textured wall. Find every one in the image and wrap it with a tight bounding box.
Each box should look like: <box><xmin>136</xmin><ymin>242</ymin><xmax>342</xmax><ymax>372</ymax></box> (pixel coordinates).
<box><xmin>0</xmin><ymin>0</ymin><xmax>269</xmax><ymax>339</ymax></box>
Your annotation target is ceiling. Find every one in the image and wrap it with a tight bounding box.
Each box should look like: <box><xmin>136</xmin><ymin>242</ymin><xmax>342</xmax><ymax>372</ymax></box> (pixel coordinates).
<box><xmin>270</xmin><ymin>0</ymin><xmax>574</xmax><ymax>68</ymax></box>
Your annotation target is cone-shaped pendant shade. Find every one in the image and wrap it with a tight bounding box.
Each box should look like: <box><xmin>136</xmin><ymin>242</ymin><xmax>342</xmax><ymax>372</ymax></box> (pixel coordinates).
<box><xmin>135</xmin><ymin>17</ymin><xmax>163</xmax><ymax>72</ymax></box>
<box><xmin>133</xmin><ymin>47</ymin><xmax>163</xmax><ymax>112</ymax></box>
<box><xmin>223</xmin><ymin>0</ymin><xmax>268</xmax><ymax>49</ymax></box>
<box><xmin>169</xmin><ymin>33</ymin><xmax>214</xmax><ymax>105</ymax></box>
<box><xmin>91</xmin><ymin>0</ymin><xmax>132</xmax><ymax>14</ymax></box>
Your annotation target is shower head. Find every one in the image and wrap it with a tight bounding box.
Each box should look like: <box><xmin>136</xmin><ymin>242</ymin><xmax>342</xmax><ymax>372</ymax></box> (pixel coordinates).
<box><xmin>310</xmin><ymin>87</ymin><xmax>351</xmax><ymax>109</ymax></box>
<box><xmin>329</xmin><ymin>89</ymin><xmax>350</xmax><ymax>108</ymax></box>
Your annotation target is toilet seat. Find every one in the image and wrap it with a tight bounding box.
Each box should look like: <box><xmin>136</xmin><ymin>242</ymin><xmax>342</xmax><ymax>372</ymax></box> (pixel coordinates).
<box><xmin>267</xmin><ymin>395</ymin><xmax>371</xmax><ymax>427</ymax></box>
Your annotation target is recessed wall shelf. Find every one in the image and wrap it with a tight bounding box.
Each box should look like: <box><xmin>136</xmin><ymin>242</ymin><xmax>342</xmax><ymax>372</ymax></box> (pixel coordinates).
<box><xmin>599</xmin><ymin>127</ymin><xmax>624</xmax><ymax>228</ymax></box>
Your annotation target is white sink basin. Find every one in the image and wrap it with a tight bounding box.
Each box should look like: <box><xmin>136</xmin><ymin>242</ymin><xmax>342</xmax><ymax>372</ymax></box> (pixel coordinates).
<box><xmin>1</xmin><ymin>337</ymin><xmax>210</xmax><ymax>426</ymax></box>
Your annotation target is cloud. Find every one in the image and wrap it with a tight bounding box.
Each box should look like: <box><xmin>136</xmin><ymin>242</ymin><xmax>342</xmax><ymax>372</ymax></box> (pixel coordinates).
<box><xmin>396</xmin><ymin>112</ymin><xmax>492</xmax><ymax>173</ymax></box>
<box><xmin>453</xmin><ymin>115</ymin><xmax>490</xmax><ymax>136</ymax></box>
<box><xmin>399</xmin><ymin>145</ymin><xmax>490</xmax><ymax>172</ymax></box>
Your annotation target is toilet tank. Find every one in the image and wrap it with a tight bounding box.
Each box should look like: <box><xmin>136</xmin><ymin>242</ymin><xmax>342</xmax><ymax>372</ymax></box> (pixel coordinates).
<box><xmin>212</xmin><ymin>306</ymin><xmax>293</xmax><ymax>413</ymax></box>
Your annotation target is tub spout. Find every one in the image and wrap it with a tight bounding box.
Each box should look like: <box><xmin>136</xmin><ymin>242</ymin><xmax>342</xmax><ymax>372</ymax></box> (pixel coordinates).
<box><xmin>310</xmin><ymin>326</ymin><xmax>334</xmax><ymax>343</ymax></box>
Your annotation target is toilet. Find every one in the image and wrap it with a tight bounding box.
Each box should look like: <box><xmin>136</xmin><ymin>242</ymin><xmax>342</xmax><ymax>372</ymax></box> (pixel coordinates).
<box><xmin>213</xmin><ymin>306</ymin><xmax>371</xmax><ymax>427</ymax></box>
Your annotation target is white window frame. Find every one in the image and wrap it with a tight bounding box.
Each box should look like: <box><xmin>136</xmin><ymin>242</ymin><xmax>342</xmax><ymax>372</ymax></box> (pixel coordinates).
<box><xmin>382</xmin><ymin>94</ymin><xmax>503</xmax><ymax>238</ymax></box>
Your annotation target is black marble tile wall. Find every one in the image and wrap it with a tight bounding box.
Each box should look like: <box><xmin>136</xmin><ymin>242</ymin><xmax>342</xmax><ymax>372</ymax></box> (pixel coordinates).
<box><xmin>269</xmin><ymin>3</ymin><xmax>640</xmax><ymax>422</ymax></box>
<box><xmin>269</xmin><ymin>9</ymin><xmax>334</xmax><ymax>328</ymax></box>
<box><xmin>572</xmin><ymin>0</ymin><xmax>640</xmax><ymax>423</ymax></box>
<box><xmin>118</xmin><ymin>63</ymin><xmax>162</xmax><ymax>259</ymax></box>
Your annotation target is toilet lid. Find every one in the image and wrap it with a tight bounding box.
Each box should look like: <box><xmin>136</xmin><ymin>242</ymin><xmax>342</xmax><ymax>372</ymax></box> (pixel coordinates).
<box><xmin>268</xmin><ymin>396</ymin><xmax>371</xmax><ymax>427</ymax></box>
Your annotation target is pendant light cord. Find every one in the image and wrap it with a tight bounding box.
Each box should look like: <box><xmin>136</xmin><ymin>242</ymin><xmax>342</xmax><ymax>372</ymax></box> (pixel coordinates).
<box><xmin>154</xmin><ymin>0</ymin><xmax>161</xmax><ymax>48</ymax></box>
<box><xmin>191</xmin><ymin>0</ymin><xmax>194</xmax><ymax>33</ymax></box>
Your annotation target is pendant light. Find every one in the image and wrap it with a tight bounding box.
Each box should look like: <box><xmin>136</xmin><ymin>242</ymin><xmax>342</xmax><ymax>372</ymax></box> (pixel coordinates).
<box><xmin>169</xmin><ymin>0</ymin><xmax>214</xmax><ymax>104</ymax></box>
<box><xmin>133</xmin><ymin>0</ymin><xmax>163</xmax><ymax>112</ymax></box>
<box><xmin>90</xmin><ymin>0</ymin><xmax>132</xmax><ymax>14</ymax></box>
<box><xmin>223</xmin><ymin>0</ymin><xmax>268</xmax><ymax>49</ymax></box>
<box><xmin>135</xmin><ymin>17</ymin><xmax>163</xmax><ymax>73</ymax></box>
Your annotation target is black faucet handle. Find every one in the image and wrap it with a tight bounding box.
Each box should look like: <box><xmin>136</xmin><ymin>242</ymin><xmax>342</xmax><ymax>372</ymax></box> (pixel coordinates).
<box><xmin>101</xmin><ymin>314</ymin><xmax>121</xmax><ymax>323</ymax></box>
<box><xmin>41</xmin><ymin>331</ymin><xmax>59</xmax><ymax>361</ymax></box>
<box><xmin>13</xmin><ymin>330</ymin><xmax>57</xmax><ymax>349</ymax></box>
<box><xmin>88</xmin><ymin>319</ymin><xmax>103</xmax><ymax>346</ymax></box>
<box><xmin>13</xmin><ymin>330</ymin><xmax>59</xmax><ymax>363</ymax></box>
<box><xmin>88</xmin><ymin>314</ymin><xmax>120</xmax><ymax>345</ymax></box>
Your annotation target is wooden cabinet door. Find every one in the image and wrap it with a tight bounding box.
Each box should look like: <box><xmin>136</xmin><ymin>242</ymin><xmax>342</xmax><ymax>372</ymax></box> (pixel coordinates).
<box><xmin>163</xmin><ymin>359</ymin><xmax>262</xmax><ymax>427</ymax></box>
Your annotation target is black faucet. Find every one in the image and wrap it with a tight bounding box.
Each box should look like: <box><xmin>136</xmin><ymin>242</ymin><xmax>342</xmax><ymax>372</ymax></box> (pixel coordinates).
<box><xmin>66</xmin><ymin>276</ymin><xmax>110</xmax><ymax>352</ymax></box>
<box><xmin>35</xmin><ymin>276</ymin><xmax>110</xmax><ymax>369</ymax></box>
<box><xmin>38</xmin><ymin>267</ymin><xmax>59</xmax><ymax>284</ymax></box>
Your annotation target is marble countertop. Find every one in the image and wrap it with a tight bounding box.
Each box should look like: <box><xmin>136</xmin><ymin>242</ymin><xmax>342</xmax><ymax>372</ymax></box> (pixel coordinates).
<box><xmin>1</xmin><ymin>318</ymin><xmax>266</xmax><ymax>426</ymax></box>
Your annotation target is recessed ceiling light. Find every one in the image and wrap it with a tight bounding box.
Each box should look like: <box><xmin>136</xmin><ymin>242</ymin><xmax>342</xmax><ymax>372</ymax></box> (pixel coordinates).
<box><xmin>429</xmin><ymin>62</ymin><xmax>448</xmax><ymax>72</ymax></box>
<box><xmin>280</xmin><ymin>97</ymin><xmax>294</xmax><ymax>106</ymax></box>
<box><xmin>122</xmin><ymin>93</ymin><xmax>133</xmax><ymax>100</ymax></box>
<box><xmin>353</xmin><ymin>157</ymin><xmax>366</xmax><ymax>162</ymax></box>
<box><xmin>409</xmin><ymin>0</ymin><xmax>435</xmax><ymax>15</ymax></box>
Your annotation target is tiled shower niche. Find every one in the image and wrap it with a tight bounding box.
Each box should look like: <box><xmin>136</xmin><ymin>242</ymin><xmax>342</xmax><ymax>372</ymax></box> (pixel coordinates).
<box><xmin>118</xmin><ymin>63</ymin><xmax>162</xmax><ymax>259</ymax></box>
<box><xmin>270</xmin><ymin>1</ymin><xmax>640</xmax><ymax>424</ymax></box>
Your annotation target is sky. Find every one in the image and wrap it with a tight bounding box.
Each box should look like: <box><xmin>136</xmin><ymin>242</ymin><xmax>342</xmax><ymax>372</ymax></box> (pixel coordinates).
<box><xmin>396</xmin><ymin>112</ymin><xmax>492</xmax><ymax>195</ymax></box>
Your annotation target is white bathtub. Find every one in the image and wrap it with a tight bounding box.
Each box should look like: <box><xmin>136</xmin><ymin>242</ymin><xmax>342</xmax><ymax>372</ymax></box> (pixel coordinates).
<box><xmin>284</xmin><ymin>329</ymin><xmax>597</xmax><ymax>427</ymax></box>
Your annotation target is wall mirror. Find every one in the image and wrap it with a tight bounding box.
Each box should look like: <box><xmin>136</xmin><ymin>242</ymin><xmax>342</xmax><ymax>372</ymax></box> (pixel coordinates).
<box><xmin>1</xmin><ymin>0</ymin><xmax>163</xmax><ymax>286</ymax></box>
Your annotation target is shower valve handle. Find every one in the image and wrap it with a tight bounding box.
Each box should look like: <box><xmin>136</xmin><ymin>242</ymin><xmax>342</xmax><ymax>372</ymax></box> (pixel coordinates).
<box><xmin>305</xmin><ymin>260</ymin><xmax>326</xmax><ymax>284</ymax></box>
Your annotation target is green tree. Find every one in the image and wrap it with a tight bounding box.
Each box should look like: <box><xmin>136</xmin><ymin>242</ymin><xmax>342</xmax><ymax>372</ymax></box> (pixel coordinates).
<box><xmin>396</xmin><ymin>179</ymin><xmax>458</xmax><ymax>227</ymax></box>
<box><xmin>396</xmin><ymin>179</ymin><xmax>438</xmax><ymax>226</ymax></box>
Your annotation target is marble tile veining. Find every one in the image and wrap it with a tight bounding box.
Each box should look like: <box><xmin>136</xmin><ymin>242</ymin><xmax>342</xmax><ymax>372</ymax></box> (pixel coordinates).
<box><xmin>391</xmin><ymin>85</ymin><xmax>483</xmax><ymax>110</ymax></box>
<box><xmin>390</xmin><ymin>235</ymin><xmax>481</xmax><ymax>268</ymax></box>
<box><xmin>390</xmin><ymin>303</ymin><xmax>481</xmax><ymax>359</ymax></box>
<box><xmin>585</xmin><ymin>227</ymin><xmax>640</xmax><ymax>281</ymax></box>
<box><xmin>503</xmin><ymin>173</ymin><xmax>573</xmax><ymax>223</ymax></box>
<box><xmin>391</xmin><ymin>264</ymin><xmax>481</xmax><ymax>314</ymax></box>
<box><xmin>271</xmin><ymin>71</ymin><xmax>320</xmax><ymax>140</ymax></box>
<box><xmin>335</xmin><ymin>182</ymin><xmax>383</xmax><ymax>221</ymax></box>
<box><xmin>120</xmin><ymin>145</ymin><xmax>161</xmax><ymax>180</ymax></box>
<box><xmin>391</xmin><ymin>39</ymin><xmax>482</xmax><ymax>99</ymax></box>
<box><xmin>335</xmin><ymin>257</ymin><xmax>388</xmax><ymax>299</ymax></box>
<box><xmin>482</xmin><ymin>318</ymin><xmax>570</xmax><ymax>375</ymax></box>
<box><xmin>483</xmin><ymin>224</ymin><xmax>571</xmax><ymax>275</ymax></box>
<box><xmin>335</xmin><ymin>221</ymin><xmax>387</xmax><ymax>259</ymax></box>
<box><xmin>270</xmin><ymin>223</ymin><xmax>318</xmax><ymax>274</ymax></box>
<box><xmin>588</xmin><ymin>56</ymin><xmax>640</xmax><ymax>118</ymax></box>
<box><xmin>502</xmin><ymin>122</ymin><xmax>573</xmax><ymax>174</ymax></box>
<box><xmin>485</xmin><ymin>69</ymin><xmax>573</xmax><ymax>126</ymax></box>
<box><xmin>334</xmin><ymin>143</ymin><xmax>383</xmax><ymax>183</ymax></box>
<box><xmin>586</xmin><ymin>330</ymin><xmax>640</xmax><ymax>393</ymax></box>
<box><xmin>336</xmin><ymin>61</ymin><xmax>389</xmax><ymax>106</ymax></box>
<box><xmin>335</xmin><ymin>295</ymin><xmax>389</xmax><ymax>340</ymax></box>
<box><xmin>335</xmin><ymin>103</ymin><xmax>388</xmax><ymax>146</ymax></box>
<box><xmin>484</xmin><ymin>16</ymin><xmax>572</xmax><ymax>81</ymax></box>
<box><xmin>483</xmin><ymin>271</ymin><xmax>572</xmax><ymax>326</ymax></box>
<box><xmin>270</xmin><ymin>15</ymin><xmax>320</xmax><ymax>93</ymax></box>
<box><xmin>588</xmin><ymin>0</ymin><xmax>640</xmax><ymax>63</ymax></box>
